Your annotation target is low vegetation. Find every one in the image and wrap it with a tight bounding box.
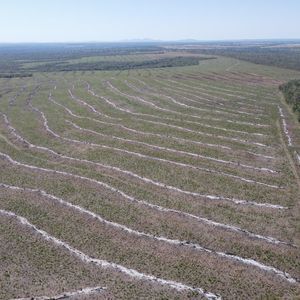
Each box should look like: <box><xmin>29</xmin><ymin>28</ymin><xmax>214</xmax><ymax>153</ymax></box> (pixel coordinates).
<box><xmin>197</xmin><ymin>47</ymin><xmax>300</xmax><ymax>71</ymax></box>
<box><xmin>168</xmin><ymin>41</ymin><xmax>300</xmax><ymax>71</ymax></box>
<box><xmin>1</xmin><ymin>46</ymin><xmax>300</xmax><ymax>299</ymax></box>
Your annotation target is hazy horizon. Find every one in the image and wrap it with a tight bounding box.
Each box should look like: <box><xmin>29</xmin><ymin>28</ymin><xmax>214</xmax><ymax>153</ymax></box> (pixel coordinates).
<box><xmin>1</xmin><ymin>0</ymin><xmax>300</xmax><ymax>43</ymax></box>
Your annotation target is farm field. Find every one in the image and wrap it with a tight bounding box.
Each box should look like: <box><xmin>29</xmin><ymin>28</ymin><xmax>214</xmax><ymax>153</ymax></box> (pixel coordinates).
<box><xmin>1</xmin><ymin>53</ymin><xmax>300</xmax><ymax>299</ymax></box>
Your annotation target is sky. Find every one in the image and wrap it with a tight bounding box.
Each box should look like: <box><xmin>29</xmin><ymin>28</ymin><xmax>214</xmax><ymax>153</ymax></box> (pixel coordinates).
<box><xmin>0</xmin><ymin>0</ymin><xmax>300</xmax><ymax>43</ymax></box>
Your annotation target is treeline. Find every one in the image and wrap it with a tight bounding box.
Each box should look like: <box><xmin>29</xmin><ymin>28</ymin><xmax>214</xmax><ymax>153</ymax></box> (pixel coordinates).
<box><xmin>0</xmin><ymin>43</ymin><xmax>165</xmax><ymax>74</ymax></box>
<box><xmin>280</xmin><ymin>80</ymin><xmax>300</xmax><ymax>121</ymax></box>
<box><xmin>0</xmin><ymin>44</ymin><xmax>211</xmax><ymax>73</ymax></box>
<box><xmin>0</xmin><ymin>43</ymin><xmax>164</xmax><ymax>61</ymax></box>
<box><xmin>0</xmin><ymin>73</ymin><xmax>33</xmax><ymax>78</ymax></box>
<box><xmin>27</xmin><ymin>56</ymin><xmax>212</xmax><ymax>72</ymax></box>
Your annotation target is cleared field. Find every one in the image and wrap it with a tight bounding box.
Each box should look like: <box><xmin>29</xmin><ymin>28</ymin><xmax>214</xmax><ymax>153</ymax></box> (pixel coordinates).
<box><xmin>1</xmin><ymin>55</ymin><xmax>300</xmax><ymax>299</ymax></box>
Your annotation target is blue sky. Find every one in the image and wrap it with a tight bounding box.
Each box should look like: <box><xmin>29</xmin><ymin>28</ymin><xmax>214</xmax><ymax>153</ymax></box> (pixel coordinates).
<box><xmin>0</xmin><ymin>0</ymin><xmax>299</xmax><ymax>42</ymax></box>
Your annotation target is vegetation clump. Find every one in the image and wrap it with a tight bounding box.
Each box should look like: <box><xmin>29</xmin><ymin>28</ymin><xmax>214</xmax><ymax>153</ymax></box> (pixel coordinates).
<box><xmin>280</xmin><ymin>80</ymin><xmax>300</xmax><ymax>121</ymax></box>
<box><xmin>0</xmin><ymin>73</ymin><xmax>32</xmax><ymax>78</ymax></box>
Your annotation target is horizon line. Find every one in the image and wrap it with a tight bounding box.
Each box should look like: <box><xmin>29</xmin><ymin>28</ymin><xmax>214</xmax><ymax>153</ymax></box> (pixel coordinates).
<box><xmin>1</xmin><ymin>38</ymin><xmax>300</xmax><ymax>45</ymax></box>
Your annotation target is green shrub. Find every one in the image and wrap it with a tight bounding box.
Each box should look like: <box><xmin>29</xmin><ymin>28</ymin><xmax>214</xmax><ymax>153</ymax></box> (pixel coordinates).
<box><xmin>279</xmin><ymin>80</ymin><xmax>300</xmax><ymax>121</ymax></box>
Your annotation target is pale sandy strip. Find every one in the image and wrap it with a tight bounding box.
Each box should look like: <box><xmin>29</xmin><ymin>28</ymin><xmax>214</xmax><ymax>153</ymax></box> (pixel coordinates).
<box><xmin>67</xmin><ymin>120</ymin><xmax>277</xmax><ymax>175</ymax></box>
<box><xmin>123</xmin><ymin>80</ymin><xmax>267</xmax><ymax>136</ymax></box>
<box><xmin>134</xmin><ymin>74</ymin><xmax>257</xmax><ymax>97</ymax></box>
<box><xmin>90</xmin><ymin>81</ymin><xmax>269</xmax><ymax>128</ymax></box>
<box><xmin>106</xmin><ymin>80</ymin><xmax>264</xmax><ymax>125</ymax></box>
<box><xmin>162</xmin><ymin>78</ymin><xmax>277</xmax><ymax>106</ymax></box>
<box><xmin>1</xmin><ymin>119</ymin><xmax>292</xmax><ymax>246</ymax></box>
<box><xmin>1</xmin><ymin>112</ymin><xmax>266</xmax><ymax>189</ymax></box>
<box><xmin>0</xmin><ymin>209</ymin><xmax>220</xmax><ymax>300</ymax></box>
<box><xmin>278</xmin><ymin>106</ymin><xmax>293</xmax><ymax>146</ymax></box>
<box><xmin>165</xmin><ymin>79</ymin><xmax>246</xmax><ymax>99</ymax></box>
<box><xmin>153</xmin><ymin>78</ymin><xmax>276</xmax><ymax>109</ymax></box>
<box><xmin>132</xmin><ymin>77</ymin><xmax>261</xmax><ymax>110</ymax></box>
<box><xmin>68</xmin><ymin>89</ymin><xmax>120</xmax><ymax>121</ymax></box>
<box><xmin>125</xmin><ymin>79</ymin><xmax>265</xmax><ymax>117</ymax></box>
<box><xmin>24</xmin><ymin>108</ymin><xmax>280</xmax><ymax>189</ymax></box>
<box><xmin>12</xmin><ymin>286</ymin><xmax>106</xmax><ymax>300</ymax></box>
<box><xmin>0</xmin><ymin>150</ymin><xmax>287</xmax><ymax>210</ymax></box>
<box><xmin>50</xmin><ymin>96</ymin><xmax>276</xmax><ymax>160</ymax></box>
<box><xmin>1</xmin><ymin>183</ymin><xmax>295</xmax><ymax>249</ymax></box>
<box><xmin>88</xmin><ymin>87</ymin><xmax>272</xmax><ymax>148</ymax></box>
<box><xmin>48</xmin><ymin>95</ymin><xmax>231</xmax><ymax>150</ymax></box>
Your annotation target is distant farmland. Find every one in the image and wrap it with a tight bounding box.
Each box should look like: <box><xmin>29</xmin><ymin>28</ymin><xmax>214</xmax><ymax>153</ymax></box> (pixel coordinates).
<box><xmin>0</xmin><ymin>48</ymin><xmax>300</xmax><ymax>299</ymax></box>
